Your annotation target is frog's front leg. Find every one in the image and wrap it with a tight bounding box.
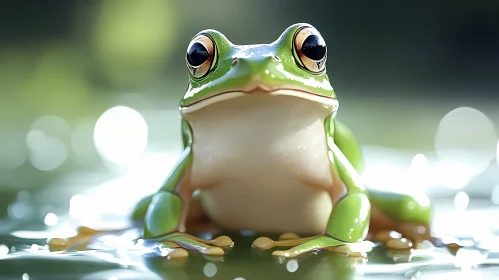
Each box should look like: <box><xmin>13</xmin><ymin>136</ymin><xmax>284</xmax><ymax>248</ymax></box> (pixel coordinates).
<box><xmin>143</xmin><ymin>123</ymin><xmax>233</xmax><ymax>258</ymax></box>
<box><xmin>253</xmin><ymin>118</ymin><xmax>371</xmax><ymax>258</ymax></box>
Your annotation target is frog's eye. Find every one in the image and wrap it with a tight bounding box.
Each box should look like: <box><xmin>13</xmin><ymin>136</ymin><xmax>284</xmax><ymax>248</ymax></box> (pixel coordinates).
<box><xmin>293</xmin><ymin>27</ymin><xmax>327</xmax><ymax>73</ymax></box>
<box><xmin>186</xmin><ymin>34</ymin><xmax>216</xmax><ymax>78</ymax></box>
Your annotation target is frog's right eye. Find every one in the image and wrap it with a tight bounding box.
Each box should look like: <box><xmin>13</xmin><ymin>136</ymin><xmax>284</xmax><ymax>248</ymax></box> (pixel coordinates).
<box><xmin>186</xmin><ymin>34</ymin><xmax>216</xmax><ymax>78</ymax></box>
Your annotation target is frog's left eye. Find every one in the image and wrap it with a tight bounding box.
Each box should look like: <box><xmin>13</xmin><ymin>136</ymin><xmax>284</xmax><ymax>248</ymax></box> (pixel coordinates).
<box><xmin>293</xmin><ymin>27</ymin><xmax>327</xmax><ymax>73</ymax></box>
<box><xmin>186</xmin><ymin>34</ymin><xmax>216</xmax><ymax>78</ymax></box>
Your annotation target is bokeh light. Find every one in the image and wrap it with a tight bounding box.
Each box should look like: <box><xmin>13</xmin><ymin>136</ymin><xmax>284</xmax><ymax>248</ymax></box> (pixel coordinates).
<box><xmin>93</xmin><ymin>106</ymin><xmax>149</xmax><ymax>166</ymax></box>
<box><xmin>27</xmin><ymin>132</ymin><xmax>68</xmax><ymax>171</ymax></box>
<box><xmin>454</xmin><ymin>191</ymin><xmax>470</xmax><ymax>211</ymax></box>
<box><xmin>0</xmin><ymin>131</ymin><xmax>28</xmax><ymax>171</ymax></box>
<box><xmin>491</xmin><ymin>185</ymin><xmax>499</xmax><ymax>205</ymax></box>
<box><xmin>26</xmin><ymin>115</ymin><xmax>71</xmax><ymax>171</ymax></box>
<box><xmin>92</xmin><ymin>0</ymin><xmax>175</xmax><ymax>85</ymax></box>
<box><xmin>430</xmin><ymin>161</ymin><xmax>472</xmax><ymax>189</ymax></box>
<box><xmin>69</xmin><ymin>194</ymin><xmax>99</xmax><ymax>222</ymax></box>
<box><xmin>203</xmin><ymin>262</ymin><xmax>217</xmax><ymax>278</ymax></box>
<box><xmin>71</xmin><ymin>119</ymin><xmax>101</xmax><ymax>167</ymax></box>
<box><xmin>286</xmin><ymin>260</ymin><xmax>299</xmax><ymax>273</ymax></box>
<box><xmin>43</xmin><ymin>213</ymin><xmax>58</xmax><ymax>227</ymax></box>
<box><xmin>434</xmin><ymin>107</ymin><xmax>497</xmax><ymax>177</ymax></box>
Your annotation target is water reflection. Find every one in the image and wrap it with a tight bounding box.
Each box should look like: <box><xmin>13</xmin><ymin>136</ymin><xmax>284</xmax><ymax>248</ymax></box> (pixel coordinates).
<box><xmin>142</xmin><ymin>238</ymin><xmax>366</xmax><ymax>280</ymax></box>
<box><xmin>0</xmin><ymin>225</ymin><xmax>499</xmax><ymax>280</ymax></box>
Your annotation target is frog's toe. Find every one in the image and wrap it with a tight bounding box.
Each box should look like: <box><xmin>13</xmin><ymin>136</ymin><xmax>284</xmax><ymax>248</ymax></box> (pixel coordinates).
<box><xmin>212</xmin><ymin>235</ymin><xmax>233</xmax><ymax>247</ymax></box>
<box><xmin>371</xmin><ymin>223</ymin><xmax>434</xmax><ymax>250</ymax></box>
<box><xmin>203</xmin><ymin>246</ymin><xmax>225</xmax><ymax>256</ymax></box>
<box><xmin>168</xmin><ymin>248</ymin><xmax>190</xmax><ymax>259</ymax></box>
<box><xmin>151</xmin><ymin>232</ymin><xmax>232</xmax><ymax>258</ymax></box>
<box><xmin>278</xmin><ymin>232</ymin><xmax>301</xmax><ymax>240</ymax></box>
<box><xmin>158</xmin><ymin>243</ymin><xmax>189</xmax><ymax>259</ymax></box>
<box><xmin>253</xmin><ymin>237</ymin><xmax>275</xmax><ymax>250</ymax></box>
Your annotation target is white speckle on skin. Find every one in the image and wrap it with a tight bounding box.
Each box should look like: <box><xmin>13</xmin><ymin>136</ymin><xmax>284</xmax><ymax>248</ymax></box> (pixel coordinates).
<box><xmin>22</xmin><ymin>273</ymin><xmax>29</xmax><ymax>280</ymax></box>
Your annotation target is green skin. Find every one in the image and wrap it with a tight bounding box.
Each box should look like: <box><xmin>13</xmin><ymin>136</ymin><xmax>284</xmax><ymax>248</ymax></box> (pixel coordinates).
<box><xmin>131</xmin><ymin>23</ymin><xmax>432</xmax><ymax>256</ymax></box>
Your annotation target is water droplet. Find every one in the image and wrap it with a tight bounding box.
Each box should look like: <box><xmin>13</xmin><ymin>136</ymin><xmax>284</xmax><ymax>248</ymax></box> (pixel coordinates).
<box><xmin>30</xmin><ymin>244</ymin><xmax>39</xmax><ymax>252</ymax></box>
<box><xmin>203</xmin><ymin>262</ymin><xmax>217</xmax><ymax>277</ymax></box>
<box><xmin>0</xmin><ymin>244</ymin><xmax>9</xmax><ymax>256</ymax></box>
<box><xmin>22</xmin><ymin>273</ymin><xmax>29</xmax><ymax>280</ymax></box>
<box><xmin>286</xmin><ymin>259</ymin><xmax>299</xmax><ymax>272</ymax></box>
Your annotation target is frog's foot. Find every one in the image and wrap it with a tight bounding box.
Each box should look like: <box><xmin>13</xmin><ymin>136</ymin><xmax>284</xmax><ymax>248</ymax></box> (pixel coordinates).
<box><xmin>146</xmin><ymin>232</ymin><xmax>233</xmax><ymax>259</ymax></box>
<box><xmin>48</xmin><ymin>226</ymin><xmax>131</xmax><ymax>252</ymax></box>
<box><xmin>253</xmin><ymin>234</ymin><xmax>372</xmax><ymax>258</ymax></box>
<box><xmin>371</xmin><ymin>223</ymin><xmax>453</xmax><ymax>251</ymax></box>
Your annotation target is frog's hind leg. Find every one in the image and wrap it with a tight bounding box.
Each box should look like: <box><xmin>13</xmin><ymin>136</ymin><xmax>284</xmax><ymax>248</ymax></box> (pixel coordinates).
<box><xmin>368</xmin><ymin>189</ymin><xmax>435</xmax><ymax>249</ymax></box>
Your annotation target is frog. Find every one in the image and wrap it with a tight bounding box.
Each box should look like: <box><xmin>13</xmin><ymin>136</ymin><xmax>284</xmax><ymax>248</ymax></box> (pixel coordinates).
<box><xmin>49</xmin><ymin>23</ymin><xmax>434</xmax><ymax>258</ymax></box>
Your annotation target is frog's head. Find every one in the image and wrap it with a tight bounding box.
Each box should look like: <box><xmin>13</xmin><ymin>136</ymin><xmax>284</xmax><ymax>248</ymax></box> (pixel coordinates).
<box><xmin>180</xmin><ymin>23</ymin><xmax>338</xmax><ymax>115</ymax></box>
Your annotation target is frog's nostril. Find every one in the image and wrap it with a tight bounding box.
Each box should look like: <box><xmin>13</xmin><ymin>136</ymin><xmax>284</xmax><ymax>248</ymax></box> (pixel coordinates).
<box><xmin>273</xmin><ymin>55</ymin><xmax>281</xmax><ymax>62</ymax></box>
<box><xmin>232</xmin><ymin>57</ymin><xmax>239</xmax><ymax>66</ymax></box>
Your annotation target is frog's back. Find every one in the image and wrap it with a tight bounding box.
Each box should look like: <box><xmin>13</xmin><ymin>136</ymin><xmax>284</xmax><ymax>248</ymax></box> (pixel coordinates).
<box><xmin>183</xmin><ymin>93</ymin><xmax>343</xmax><ymax>234</ymax></box>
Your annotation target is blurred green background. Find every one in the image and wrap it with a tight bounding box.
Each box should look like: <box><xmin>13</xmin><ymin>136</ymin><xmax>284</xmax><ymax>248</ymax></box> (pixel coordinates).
<box><xmin>0</xmin><ymin>0</ymin><xmax>498</xmax><ymax>229</ymax></box>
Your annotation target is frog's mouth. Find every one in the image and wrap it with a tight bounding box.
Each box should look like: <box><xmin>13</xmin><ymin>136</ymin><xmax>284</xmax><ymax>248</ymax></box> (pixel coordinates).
<box><xmin>180</xmin><ymin>88</ymin><xmax>338</xmax><ymax>114</ymax></box>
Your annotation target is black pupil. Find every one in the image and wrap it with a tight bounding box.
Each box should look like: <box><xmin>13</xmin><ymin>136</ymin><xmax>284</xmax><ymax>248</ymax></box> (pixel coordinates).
<box><xmin>187</xmin><ymin>42</ymin><xmax>209</xmax><ymax>66</ymax></box>
<box><xmin>301</xmin><ymin>35</ymin><xmax>326</xmax><ymax>61</ymax></box>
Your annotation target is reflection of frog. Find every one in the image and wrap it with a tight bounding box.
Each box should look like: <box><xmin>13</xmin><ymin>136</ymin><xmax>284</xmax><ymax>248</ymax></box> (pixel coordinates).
<box><xmin>49</xmin><ymin>23</ymin><xmax>433</xmax><ymax>258</ymax></box>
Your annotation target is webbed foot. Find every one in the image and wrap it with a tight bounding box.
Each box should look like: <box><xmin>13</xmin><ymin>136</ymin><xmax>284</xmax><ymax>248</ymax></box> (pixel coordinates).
<box><xmin>371</xmin><ymin>223</ymin><xmax>460</xmax><ymax>253</ymax></box>
<box><xmin>146</xmin><ymin>232</ymin><xmax>233</xmax><ymax>259</ymax></box>
<box><xmin>48</xmin><ymin>226</ymin><xmax>130</xmax><ymax>252</ymax></box>
<box><xmin>253</xmin><ymin>234</ymin><xmax>373</xmax><ymax>258</ymax></box>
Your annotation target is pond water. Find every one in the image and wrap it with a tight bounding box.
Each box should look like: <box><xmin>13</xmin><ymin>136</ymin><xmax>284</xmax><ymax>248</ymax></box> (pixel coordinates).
<box><xmin>1</xmin><ymin>198</ymin><xmax>499</xmax><ymax>280</ymax></box>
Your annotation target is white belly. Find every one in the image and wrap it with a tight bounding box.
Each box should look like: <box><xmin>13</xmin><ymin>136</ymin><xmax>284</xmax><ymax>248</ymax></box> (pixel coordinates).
<box><xmin>183</xmin><ymin>93</ymin><xmax>340</xmax><ymax>234</ymax></box>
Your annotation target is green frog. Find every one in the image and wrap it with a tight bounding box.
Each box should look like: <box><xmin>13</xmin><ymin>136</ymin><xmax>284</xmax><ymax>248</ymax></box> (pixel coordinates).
<box><xmin>50</xmin><ymin>23</ymin><xmax>433</xmax><ymax>258</ymax></box>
